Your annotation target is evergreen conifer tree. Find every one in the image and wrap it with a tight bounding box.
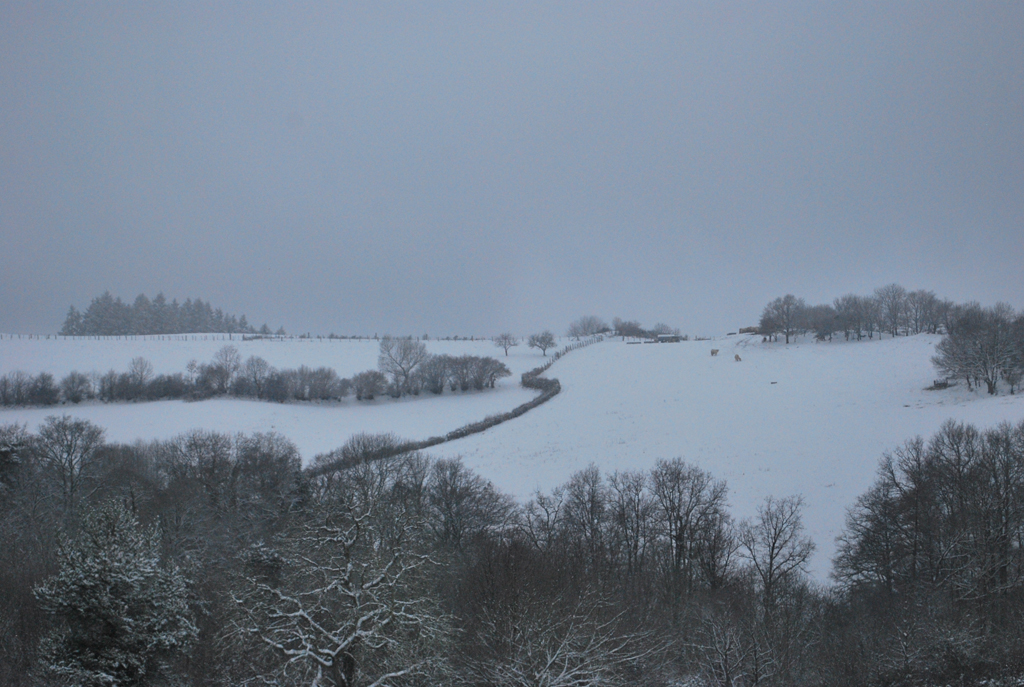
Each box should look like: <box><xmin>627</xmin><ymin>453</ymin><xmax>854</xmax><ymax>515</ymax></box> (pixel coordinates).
<box><xmin>34</xmin><ymin>502</ymin><xmax>197</xmax><ymax>686</ymax></box>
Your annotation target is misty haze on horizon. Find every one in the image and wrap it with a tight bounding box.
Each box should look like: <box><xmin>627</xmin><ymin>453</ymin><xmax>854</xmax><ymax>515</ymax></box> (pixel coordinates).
<box><xmin>2</xmin><ymin>3</ymin><xmax>1022</xmax><ymax>337</ymax></box>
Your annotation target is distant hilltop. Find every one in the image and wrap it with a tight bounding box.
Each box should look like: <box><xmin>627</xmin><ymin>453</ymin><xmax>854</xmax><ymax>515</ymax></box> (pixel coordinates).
<box><xmin>59</xmin><ymin>291</ymin><xmax>283</xmax><ymax>337</ymax></box>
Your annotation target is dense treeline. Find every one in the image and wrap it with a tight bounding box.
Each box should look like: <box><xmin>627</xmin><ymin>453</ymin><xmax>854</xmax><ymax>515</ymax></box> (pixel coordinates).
<box><xmin>0</xmin><ymin>371</ymin><xmax>62</xmax><ymax>406</ymax></box>
<box><xmin>756</xmin><ymin>285</ymin><xmax>1024</xmax><ymax>396</ymax></box>
<box><xmin>3</xmin><ymin>418</ymin><xmax>1023</xmax><ymax>685</ymax></box>
<box><xmin>830</xmin><ymin>419</ymin><xmax>1024</xmax><ymax>684</ymax></box>
<box><xmin>59</xmin><ymin>291</ymin><xmax>283</xmax><ymax>336</ymax></box>
<box><xmin>932</xmin><ymin>303</ymin><xmax>1024</xmax><ymax>395</ymax></box>
<box><xmin>1</xmin><ymin>338</ymin><xmax>511</xmax><ymax>407</ymax></box>
<box><xmin>759</xmin><ymin>284</ymin><xmax>958</xmax><ymax>344</ymax></box>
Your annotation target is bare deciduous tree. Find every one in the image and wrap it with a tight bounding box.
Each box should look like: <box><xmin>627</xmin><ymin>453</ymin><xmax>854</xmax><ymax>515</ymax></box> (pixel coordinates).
<box><xmin>833</xmin><ymin>294</ymin><xmax>863</xmax><ymax>341</ymax></box>
<box><xmin>608</xmin><ymin>470</ymin><xmax>654</xmax><ymax>582</ymax></box>
<box><xmin>649</xmin><ymin>322</ymin><xmax>678</xmax><ymax>337</ymax></box>
<box><xmin>805</xmin><ymin>304</ymin><xmax>837</xmax><ymax>341</ymax></box>
<box><xmin>933</xmin><ymin>303</ymin><xmax>1017</xmax><ymax>394</ymax></box>
<box><xmin>465</xmin><ymin>356</ymin><xmax>511</xmax><ymax>390</ymax></box>
<box><xmin>233</xmin><ymin>503</ymin><xmax>447</xmax><ymax>686</ymax></box>
<box><xmin>240</xmin><ymin>355</ymin><xmax>271</xmax><ymax>398</ymax></box>
<box><xmin>1004</xmin><ymin>317</ymin><xmax>1024</xmax><ymax>393</ymax></box>
<box><xmin>761</xmin><ymin>295</ymin><xmax>807</xmax><ymax>344</ymax></box>
<box><xmin>562</xmin><ymin>465</ymin><xmax>609</xmax><ymax>572</ymax></box>
<box><xmin>428</xmin><ymin>458</ymin><xmax>513</xmax><ymax>551</ymax></box>
<box><xmin>612</xmin><ymin>318</ymin><xmax>645</xmax><ymax>339</ymax></box>
<box><xmin>875</xmin><ymin>283</ymin><xmax>908</xmax><ymax>337</ymax></box>
<box><xmin>127</xmin><ymin>356</ymin><xmax>154</xmax><ymax>392</ymax></box>
<box><xmin>378</xmin><ymin>336</ymin><xmax>428</xmax><ymax>395</ymax></box>
<box><xmin>694</xmin><ymin>608</ymin><xmax>752</xmax><ymax>687</ymax></box>
<box><xmin>211</xmin><ymin>345</ymin><xmax>242</xmax><ymax>393</ymax></box>
<box><xmin>906</xmin><ymin>289</ymin><xmax>939</xmax><ymax>335</ymax></box>
<box><xmin>739</xmin><ymin>495</ymin><xmax>814</xmax><ymax>621</ymax></box>
<box><xmin>467</xmin><ymin>597</ymin><xmax>654</xmax><ymax>687</ymax></box>
<box><xmin>418</xmin><ymin>355</ymin><xmax>450</xmax><ymax>395</ymax></box>
<box><xmin>34</xmin><ymin>415</ymin><xmax>105</xmax><ymax>511</ymax></box>
<box><xmin>59</xmin><ymin>371</ymin><xmax>93</xmax><ymax>404</ymax></box>
<box><xmin>567</xmin><ymin>316</ymin><xmax>608</xmax><ymax>340</ymax></box>
<box><xmin>448</xmin><ymin>355</ymin><xmax>474</xmax><ymax>392</ymax></box>
<box><xmin>528</xmin><ymin>331</ymin><xmax>556</xmax><ymax>356</ymax></box>
<box><xmin>480</xmin><ymin>357</ymin><xmax>511</xmax><ymax>388</ymax></box>
<box><xmin>650</xmin><ymin>458</ymin><xmax>731</xmax><ymax>597</ymax></box>
<box><xmin>522</xmin><ymin>488</ymin><xmax>566</xmax><ymax>554</ymax></box>
<box><xmin>493</xmin><ymin>332</ymin><xmax>519</xmax><ymax>356</ymax></box>
<box><xmin>352</xmin><ymin>370</ymin><xmax>387</xmax><ymax>401</ymax></box>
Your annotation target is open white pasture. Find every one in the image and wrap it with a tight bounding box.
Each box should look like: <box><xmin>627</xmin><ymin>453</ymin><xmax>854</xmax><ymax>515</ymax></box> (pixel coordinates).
<box><xmin>0</xmin><ymin>335</ymin><xmax>544</xmax><ymax>459</ymax></box>
<box><xmin>441</xmin><ymin>334</ymin><xmax>1024</xmax><ymax>578</ymax></box>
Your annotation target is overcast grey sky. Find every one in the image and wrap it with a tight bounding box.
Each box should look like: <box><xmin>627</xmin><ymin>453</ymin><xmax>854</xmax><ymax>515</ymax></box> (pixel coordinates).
<box><xmin>2</xmin><ymin>2</ymin><xmax>1021</xmax><ymax>336</ymax></box>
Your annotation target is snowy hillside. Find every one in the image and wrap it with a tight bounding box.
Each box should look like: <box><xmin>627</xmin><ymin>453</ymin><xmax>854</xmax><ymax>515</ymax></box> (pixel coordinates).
<box><xmin>441</xmin><ymin>334</ymin><xmax>1024</xmax><ymax>578</ymax></box>
<box><xmin>3</xmin><ymin>332</ymin><xmax>1024</xmax><ymax>578</ymax></box>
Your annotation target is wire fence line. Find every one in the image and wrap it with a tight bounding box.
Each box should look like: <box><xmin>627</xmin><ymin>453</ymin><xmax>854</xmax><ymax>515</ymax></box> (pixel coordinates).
<box><xmin>1</xmin><ymin>333</ymin><xmax>514</xmax><ymax>343</ymax></box>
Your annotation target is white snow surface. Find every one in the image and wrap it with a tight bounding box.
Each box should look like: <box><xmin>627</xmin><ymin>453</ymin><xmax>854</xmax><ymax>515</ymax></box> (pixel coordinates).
<box><xmin>3</xmin><ymin>332</ymin><xmax>1024</xmax><ymax>579</ymax></box>
<box><xmin>0</xmin><ymin>335</ymin><xmax>542</xmax><ymax>459</ymax></box>
<box><xmin>441</xmin><ymin>334</ymin><xmax>1024</xmax><ymax>579</ymax></box>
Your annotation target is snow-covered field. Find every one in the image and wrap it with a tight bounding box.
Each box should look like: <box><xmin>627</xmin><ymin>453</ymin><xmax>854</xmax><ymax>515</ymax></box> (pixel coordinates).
<box><xmin>441</xmin><ymin>334</ymin><xmax>1024</xmax><ymax>578</ymax></box>
<box><xmin>3</xmin><ymin>332</ymin><xmax>1024</xmax><ymax>578</ymax></box>
<box><xmin>0</xmin><ymin>335</ymin><xmax>543</xmax><ymax>459</ymax></box>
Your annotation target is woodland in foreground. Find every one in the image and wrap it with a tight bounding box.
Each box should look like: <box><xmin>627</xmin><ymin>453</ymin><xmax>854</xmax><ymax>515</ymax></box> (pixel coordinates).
<box><xmin>2</xmin><ymin>418</ymin><xmax>1024</xmax><ymax>687</ymax></box>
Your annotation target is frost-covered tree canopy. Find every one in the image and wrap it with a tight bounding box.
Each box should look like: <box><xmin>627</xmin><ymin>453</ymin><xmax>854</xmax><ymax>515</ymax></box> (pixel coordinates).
<box><xmin>34</xmin><ymin>501</ymin><xmax>196</xmax><ymax>687</ymax></box>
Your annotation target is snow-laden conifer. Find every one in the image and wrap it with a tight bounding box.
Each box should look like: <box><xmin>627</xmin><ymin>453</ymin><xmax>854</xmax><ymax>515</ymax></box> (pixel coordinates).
<box><xmin>34</xmin><ymin>501</ymin><xmax>196</xmax><ymax>686</ymax></box>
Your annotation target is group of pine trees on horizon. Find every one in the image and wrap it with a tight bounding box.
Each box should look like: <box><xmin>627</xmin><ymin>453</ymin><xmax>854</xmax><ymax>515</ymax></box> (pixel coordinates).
<box><xmin>59</xmin><ymin>291</ymin><xmax>284</xmax><ymax>337</ymax></box>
